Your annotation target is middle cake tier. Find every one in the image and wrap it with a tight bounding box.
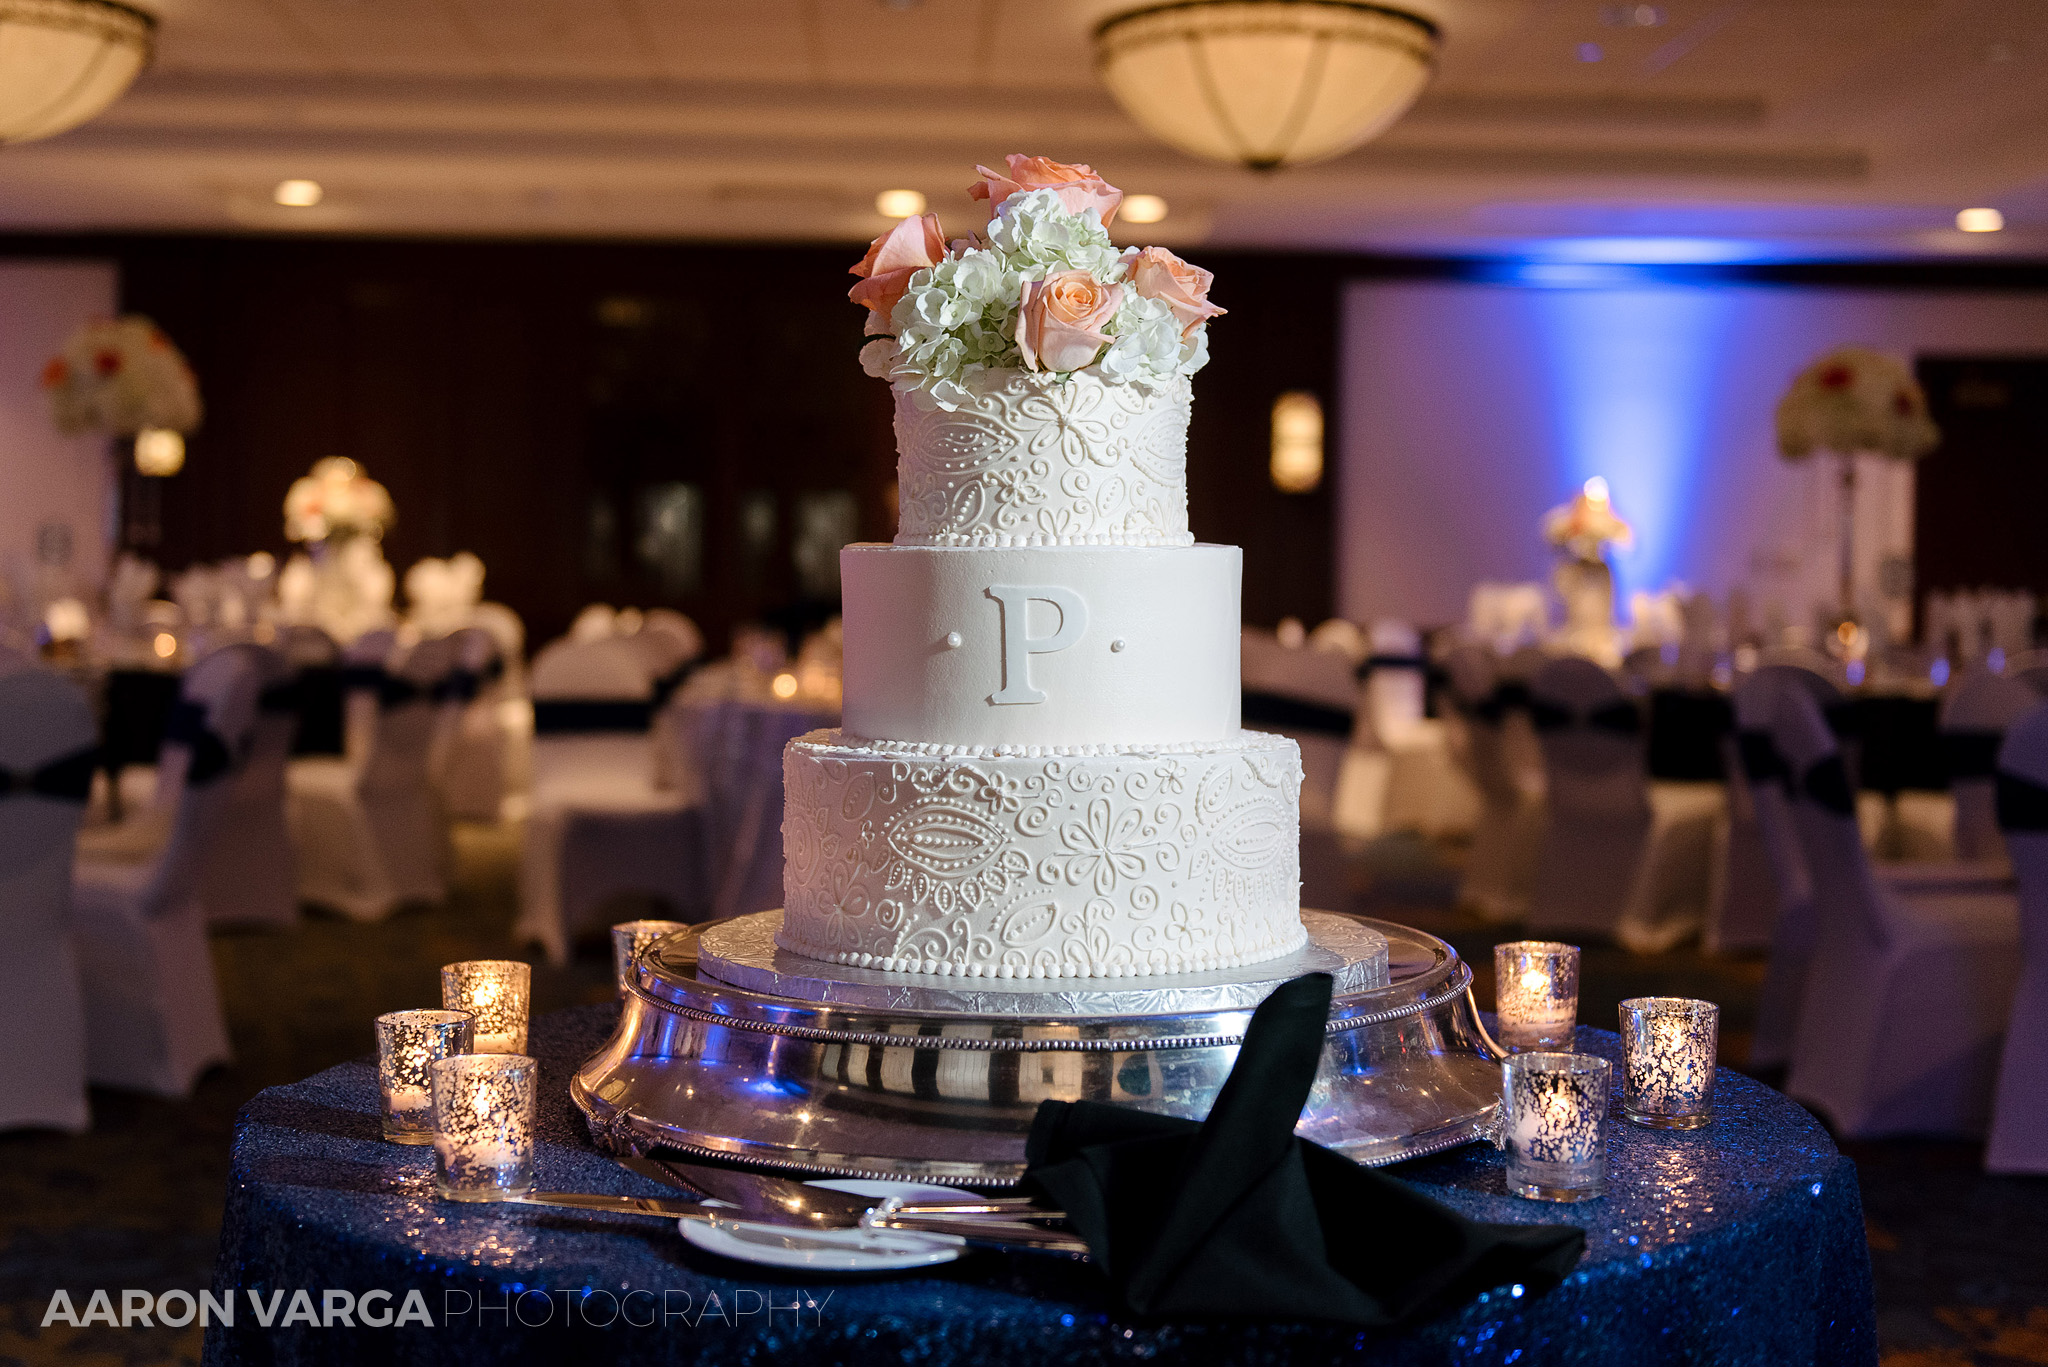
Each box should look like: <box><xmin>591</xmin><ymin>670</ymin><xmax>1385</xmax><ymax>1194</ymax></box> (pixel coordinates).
<box><xmin>841</xmin><ymin>542</ymin><xmax>1242</xmax><ymax>749</ymax></box>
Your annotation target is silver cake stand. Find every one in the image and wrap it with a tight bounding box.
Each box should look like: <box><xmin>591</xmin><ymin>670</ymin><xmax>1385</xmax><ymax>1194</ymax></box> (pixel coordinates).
<box><xmin>571</xmin><ymin>910</ymin><xmax>1506</xmax><ymax>1187</ymax></box>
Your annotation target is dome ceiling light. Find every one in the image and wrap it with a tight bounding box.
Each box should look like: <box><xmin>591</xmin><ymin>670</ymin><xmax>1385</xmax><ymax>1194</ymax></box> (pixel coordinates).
<box><xmin>1095</xmin><ymin>0</ymin><xmax>1439</xmax><ymax>171</ymax></box>
<box><xmin>0</xmin><ymin>0</ymin><xmax>155</xmax><ymax>145</ymax></box>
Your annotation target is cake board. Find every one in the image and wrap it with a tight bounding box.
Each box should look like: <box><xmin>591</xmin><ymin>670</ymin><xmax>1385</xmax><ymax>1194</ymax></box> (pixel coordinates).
<box><xmin>571</xmin><ymin>910</ymin><xmax>1506</xmax><ymax>1187</ymax></box>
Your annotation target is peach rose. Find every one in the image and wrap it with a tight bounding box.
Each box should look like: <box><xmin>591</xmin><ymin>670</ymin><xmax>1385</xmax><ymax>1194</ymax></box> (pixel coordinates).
<box><xmin>1016</xmin><ymin>270</ymin><xmax>1122</xmax><ymax>373</ymax></box>
<box><xmin>969</xmin><ymin>155</ymin><xmax>1123</xmax><ymax>226</ymax></box>
<box><xmin>1122</xmin><ymin>246</ymin><xmax>1225</xmax><ymax>337</ymax></box>
<box><xmin>848</xmin><ymin>213</ymin><xmax>946</xmax><ymax>335</ymax></box>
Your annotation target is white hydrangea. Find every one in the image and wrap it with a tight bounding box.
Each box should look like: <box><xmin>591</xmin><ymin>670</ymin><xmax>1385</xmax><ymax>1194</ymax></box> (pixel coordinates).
<box><xmin>867</xmin><ymin>186</ymin><xmax>1215</xmax><ymax>409</ymax></box>
<box><xmin>982</xmin><ymin>189</ymin><xmax>1122</xmax><ymax>279</ymax></box>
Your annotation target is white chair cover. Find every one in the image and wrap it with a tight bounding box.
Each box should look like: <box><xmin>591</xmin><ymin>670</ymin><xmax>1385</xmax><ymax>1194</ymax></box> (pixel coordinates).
<box><xmin>1240</xmin><ymin>627</ymin><xmax>1358</xmax><ymax>834</ymax></box>
<box><xmin>73</xmin><ymin>647</ymin><xmax>249</xmax><ymax>1096</ymax></box>
<box><xmin>1340</xmin><ymin>622</ymin><xmax>1478</xmax><ymax>841</ymax></box>
<box><xmin>515</xmin><ymin>636</ymin><xmax>697</xmax><ymax>964</ymax></box>
<box><xmin>1442</xmin><ymin>644</ymin><xmax>1545</xmax><ymax>921</ymax></box>
<box><xmin>1523</xmin><ymin>658</ymin><xmax>1722</xmax><ymax>950</ymax></box>
<box><xmin>1942</xmin><ymin>669</ymin><xmax>2044</xmax><ymax>862</ymax></box>
<box><xmin>288</xmin><ymin>634</ymin><xmax>456</xmax><ymax>919</ymax></box>
<box><xmin>435</xmin><ymin>626</ymin><xmax>512</xmax><ymax>822</ymax></box>
<box><xmin>1988</xmin><ymin>704</ymin><xmax>2048</xmax><ymax>1171</ymax></box>
<box><xmin>1734</xmin><ymin>668</ymin><xmax>1829</xmax><ymax>1065</ymax></box>
<box><xmin>200</xmin><ymin>645</ymin><xmax>297</xmax><ymax>928</ymax></box>
<box><xmin>1774</xmin><ymin>684</ymin><xmax>2022</xmax><ymax>1137</ymax></box>
<box><xmin>0</xmin><ymin>666</ymin><xmax>97</xmax><ymax>1130</ymax></box>
<box><xmin>670</xmin><ymin>681</ymin><xmax>837</xmax><ymax>923</ymax></box>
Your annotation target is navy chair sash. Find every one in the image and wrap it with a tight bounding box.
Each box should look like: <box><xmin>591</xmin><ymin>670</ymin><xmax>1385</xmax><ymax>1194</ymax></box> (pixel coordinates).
<box><xmin>1355</xmin><ymin>653</ymin><xmax>1426</xmax><ymax>681</ymax></box>
<box><xmin>1996</xmin><ymin>770</ymin><xmax>2048</xmax><ymax>832</ymax></box>
<box><xmin>1941</xmin><ymin>730</ymin><xmax>2004</xmax><ymax>782</ymax></box>
<box><xmin>1735</xmin><ymin>730</ymin><xmax>1789</xmax><ymax>786</ymax></box>
<box><xmin>433</xmin><ymin>657</ymin><xmax>507</xmax><ymax>704</ymax></box>
<box><xmin>532</xmin><ymin>699</ymin><xmax>654</xmax><ymax>735</ymax></box>
<box><xmin>1529</xmin><ymin>698</ymin><xmax>1641</xmax><ymax>735</ymax></box>
<box><xmin>163</xmin><ymin>699</ymin><xmax>236</xmax><ymax>785</ymax></box>
<box><xmin>1240</xmin><ymin>690</ymin><xmax>1353</xmax><ymax>738</ymax></box>
<box><xmin>1799</xmin><ymin>755</ymin><xmax>1857</xmax><ymax>817</ymax></box>
<box><xmin>0</xmin><ymin>745</ymin><xmax>99</xmax><ymax>802</ymax></box>
<box><xmin>1469</xmin><ymin>681</ymin><xmax>1531</xmax><ymax>724</ymax></box>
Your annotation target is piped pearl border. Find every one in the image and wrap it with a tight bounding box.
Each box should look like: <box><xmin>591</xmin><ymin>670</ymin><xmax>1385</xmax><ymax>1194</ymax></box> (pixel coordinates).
<box><xmin>773</xmin><ymin>921</ymin><xmax>1310</xmax><ymax>980</ymax></box>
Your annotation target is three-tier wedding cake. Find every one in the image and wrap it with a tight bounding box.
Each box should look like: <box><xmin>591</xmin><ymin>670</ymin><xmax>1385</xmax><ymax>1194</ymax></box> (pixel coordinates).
<box><xmin>777</xmin><ymin>156</ymin><xmax>1305</xmax><ymax>980</ymax></box>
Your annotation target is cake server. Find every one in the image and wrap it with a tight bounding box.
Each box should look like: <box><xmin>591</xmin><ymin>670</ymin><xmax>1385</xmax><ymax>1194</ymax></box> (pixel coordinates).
<box><xmin>622</xmin><ymin>1154</ymin><xmax>1056</xmax><ymax>1223</ymax></box>
<box><xmin>505</xmin><ymin>1191</ymin><xmax>1088</xmax><ymax>1254</ymax></box>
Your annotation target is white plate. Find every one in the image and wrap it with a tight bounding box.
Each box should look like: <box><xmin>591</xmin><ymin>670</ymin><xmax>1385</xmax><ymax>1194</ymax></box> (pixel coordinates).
<box><xmin>676</xmin><ymin>1180</ymin><xmax>969</xmax><ymax>1271</ymax></box>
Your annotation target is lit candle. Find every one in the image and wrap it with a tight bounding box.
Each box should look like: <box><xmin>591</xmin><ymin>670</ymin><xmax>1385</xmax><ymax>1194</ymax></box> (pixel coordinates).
<box><xmin>1493</xmin><ymin>941</ymin><xmax>1581</xmax><ymax>1051</ymax></box>
<box><xmin>1619</xmin><ymin>997</ymin><xmax>1719</xmax><ymax>1129</ymax></box>
<box><xmin>1502</xmin><ymin>1051</ymin><xmax>1610</xmax><ymax>1202</ymax></box>
<box><xmin>609</xmin><ymin>919</ymin><xmax>687</xmax><ymax>1000</ymax></box>
<box><xmin>440</xmin><ymin>961</ymin><xmax>530</xmax><ymax>1056</ymax></box>
<box><xmin>374</xmin><ymin>1010</ymin><xmax>474</xmax><ymax>1145</ymax></box>
<box><xmin>430</xmin><ymin>1054</ymin><xmax>538</xmax><ymax>1202</ymax></box>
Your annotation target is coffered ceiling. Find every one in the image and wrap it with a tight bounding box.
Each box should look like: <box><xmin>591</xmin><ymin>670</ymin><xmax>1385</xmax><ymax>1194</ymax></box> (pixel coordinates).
<box><xmin>4</xmin><ymin>0</ymin><xmax>2047</xmax><ymax>259</ymax></box>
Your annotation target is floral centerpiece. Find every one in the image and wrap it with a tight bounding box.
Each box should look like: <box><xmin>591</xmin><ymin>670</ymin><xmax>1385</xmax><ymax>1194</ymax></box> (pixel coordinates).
<box><xmin>1542</xmin><ymin>477</ymin><xmax>1634</xmax><ymax>565</ymax></box>
<box><xmin>1773</xmin><ymin>347</ymin><xmax>1940</xmax><ymax>640</ymax></box>
<box><xmin>850</xmin><ymin>154</ymin><xmax>1222</xmax><ymax>411</ymax></box>
<box><xmin>284</xmin><ymin>457</ymin><xmax>394</xmax><ymax>543</ymax></box>
<box><xmin>1774</xmin><ymin>347</ymin><xmax>1939</xmax><ymax>463</ymax></box>
<box><xmin>42</xmin><ymin>315</ymin><xmax>202</xmax><ymax>438</ymax></box>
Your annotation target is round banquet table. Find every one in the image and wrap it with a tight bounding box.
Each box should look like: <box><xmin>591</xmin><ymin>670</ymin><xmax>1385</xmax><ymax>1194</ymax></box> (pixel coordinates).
<box><xmin>204</xmin><ymin>1005</ymin><xmax>1876</xmax><ymax>1367</ymax></box>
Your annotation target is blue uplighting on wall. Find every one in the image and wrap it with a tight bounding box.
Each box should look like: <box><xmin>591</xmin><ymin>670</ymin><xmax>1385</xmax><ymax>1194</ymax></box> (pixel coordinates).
<box><xmin>1531</xmin><ymin>285</ymin><xmax>1738</xmax><ymax>600</ymax></box>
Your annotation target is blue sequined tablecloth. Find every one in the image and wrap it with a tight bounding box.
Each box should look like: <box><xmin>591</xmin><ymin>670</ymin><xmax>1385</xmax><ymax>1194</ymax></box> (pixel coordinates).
<box><xmin>203</xmin><ymin>1005</ymin><xmax>1875</xmax><ymax>1366</ymax></box>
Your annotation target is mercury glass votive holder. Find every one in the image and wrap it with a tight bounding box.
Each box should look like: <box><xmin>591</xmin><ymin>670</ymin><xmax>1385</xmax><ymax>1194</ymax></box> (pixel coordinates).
<box><xmin>430</xmin><ymin>1053</ymin><xmax>538</xmax><ymax>1201</ymax></box>
<box><xmin>440</xmin><ymin>960</ymin><xmax>530</xmax><ymax>1055</ymax></box>
<box><xmin>610</xmin><ymin>920</ymin><xmax>687</xmax><ymax>999</ymax></box>
<box><xmin>1493</xmin><ymin>941</ymin><xmax>1581</xmax><ymax>1051</ymax></box>
<box><xmin>374</xmin><ymin>1009</ymin><xmax>474</xmax><ymax>1144</ymax></box>
<box><xmin>1619</xmin><ymin>997</ymin><xmax>1720</xmax><ymax>1129</ymax></box>
<box><xmin>1502</xmin><ymin>1052</ymin><xmax>1611</xmax><ymax>1202</ymax></box>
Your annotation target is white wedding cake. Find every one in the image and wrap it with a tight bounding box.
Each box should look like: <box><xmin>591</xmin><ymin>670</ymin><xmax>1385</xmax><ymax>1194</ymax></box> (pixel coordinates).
<box><xmin>776</xmin><ymin>156</ymin><xmax>1305</xmax><ymax>980</ymax></box>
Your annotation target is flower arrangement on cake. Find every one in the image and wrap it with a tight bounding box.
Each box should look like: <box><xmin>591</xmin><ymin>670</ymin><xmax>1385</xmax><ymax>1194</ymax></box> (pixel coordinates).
<box><xmin>851</xmin><ymin>154</ymin><xmax>1222</xmax><ymax>412</ymax></box>
<box><xmin>1774</xmin><ymin>346</ymin><xmax>1939</xmax><ymax>462</ymax></box>
<box><xmin>284</xmin><ymin>457</ymin><xmax>395</xmax><ymax>543</ymax></box>
<box><xmin>42</xmin><ymin>315</ymin><xmax>202</xmax><ymax>437</ymax></box>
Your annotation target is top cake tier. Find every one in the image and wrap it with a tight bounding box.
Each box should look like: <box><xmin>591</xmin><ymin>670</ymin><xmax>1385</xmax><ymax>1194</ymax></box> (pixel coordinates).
<box><xmin>893</xmin><ymin>368</ymin><xmax>1193</xmax><ymax>547</ymax></box>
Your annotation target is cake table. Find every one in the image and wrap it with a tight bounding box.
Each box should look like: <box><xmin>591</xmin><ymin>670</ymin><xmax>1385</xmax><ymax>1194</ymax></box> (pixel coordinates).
<box><xmin>204</xmin><ymin>1004</ymin><xmax>1875</xmax><ymax>1367</ymax></box>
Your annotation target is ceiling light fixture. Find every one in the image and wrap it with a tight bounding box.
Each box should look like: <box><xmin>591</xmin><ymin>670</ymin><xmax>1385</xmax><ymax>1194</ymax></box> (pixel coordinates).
<box><xmin>875</xmin><ymin>188</ymin><xmax>927</xmax><ymax>218</ymax></box>
<box><xmin>1095</xmin><ymin>1</ymin><xmax>1439</xmax><ymax>171</ymax></box>
<box><xmin>0</xmin><ymin>0</ymin><xmax>155</xmax><ymax>144</ymax></box>
<box><xmin>274</xmin><ymin>178</ymin><xmax>323</xmax><ymax>208</ymax></box>
<box><xmin>1121</xmin><ymin>193</ymin><xmax>1170</xmax><ymax>224</ymax></box>
<box><xmin>1956</xmin><ymin>207</ymin><xmax>2004</xmax><ymax>233</ymax></box>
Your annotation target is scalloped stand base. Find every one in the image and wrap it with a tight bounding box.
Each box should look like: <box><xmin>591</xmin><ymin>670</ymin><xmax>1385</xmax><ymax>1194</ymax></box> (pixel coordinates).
<box><xmin>699</xmin><ymin>909</ymin><xmax>1388</xmax><ymax>1016</ymax></box>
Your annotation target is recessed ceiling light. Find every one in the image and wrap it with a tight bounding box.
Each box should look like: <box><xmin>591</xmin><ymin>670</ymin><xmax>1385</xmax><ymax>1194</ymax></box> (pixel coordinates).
<box><xmin>273</xmin><ymin>179</ymin><xmax>323</xmax><ymax>208</ymax></box>
<box><xmin>1121</xmin><ymin>194</ymin><xmax>1168</xmax><ymax>225</ymax></box>
<box><xmin>1957</xmin><ymin>207</ymin><xmax>2005</xmax><ymax>233</ymax></box>
<box><xmin>875</xmin><ymin>189</ymin><xmax>927</xmax><ymax>218</ymax></box>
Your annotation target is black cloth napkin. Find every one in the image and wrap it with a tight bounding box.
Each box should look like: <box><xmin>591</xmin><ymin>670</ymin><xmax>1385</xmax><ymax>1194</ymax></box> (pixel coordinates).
<box><xmin>1024</xmin><ymin>973</ymin><xmax>1585</xmax><ymax>1327</ymax></box>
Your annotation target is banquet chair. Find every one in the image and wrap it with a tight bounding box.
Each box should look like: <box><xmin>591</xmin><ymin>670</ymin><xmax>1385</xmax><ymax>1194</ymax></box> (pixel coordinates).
<box><xmin>1524</xmin><ymin>657</ymin><xmax>1722</xmax><ymax>950</ymax></box>
<box><xmin>72</xmin><ymin>647</ymin><xmax>255</xmax><ymax>1097</ymax></box>
<box><xmin>434</xmin><ymin>626</ymin><xmax>512</xmax><ymax>822</ymax></box>
<box><xmin>288</xmin><ymin>633</ymin><xmax>460</xmax><ymax>919</ymax></box>
<box><xmin>1939</xmin><ymin>668</ymin><xmax>2044</xmax><ymax>862</ymax></box>
<box><xmin>516</xmin><ymin>635</ymin><xmax>702</xmax><ymax>964</ymax></box>
<box><xmin>1345</xmin><ymin>621</ymin><xmax>1476</xmax><ymax>840</ymax></box>
<box><xmin>1988</xmin><ymin>703</ymin><xmax>2048</xmax><ymax>1172</ymax></box>
<box><xmin>0</xmin><ymin>666</ymin><xmax>97</xmax><ymax>1130</ymax></box>
<box><xmin>1773</xmin><ymin>683</ymin><xmax>2022</xmax><ymax>1138</ymax></box>
<box><xmin>1239</xmin><ymin>626</ymin><xmax>1360</xmax><ymax>834</ymax></box>
<box><xmin>1442</xmin><ymin>644</ymin><xmax>1545</xmax><ymax>921</ymax></box>
<box><xmin>668</xmin><ymin>674</ymin><xmax>838</xmax><ymax>923</ymax></box>
<box><xmin>1734</xmin><ymin>670</ymin><xmax>1827</xmax><ymax>1066</ymax></box>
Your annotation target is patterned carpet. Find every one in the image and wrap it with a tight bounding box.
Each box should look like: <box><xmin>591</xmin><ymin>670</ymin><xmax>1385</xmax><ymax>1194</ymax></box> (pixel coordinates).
<box><xmin>0</xmin><ymin>825</ymin><xmax>2041</xmax><ymax>1366</ymax></box>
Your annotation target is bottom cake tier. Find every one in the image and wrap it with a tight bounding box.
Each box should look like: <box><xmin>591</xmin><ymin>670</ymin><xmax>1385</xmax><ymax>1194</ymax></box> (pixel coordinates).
<box><xmin>779</xmin><ymin>728</ymin><xmax>1306</xmax><ymax>978</ymax></box>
